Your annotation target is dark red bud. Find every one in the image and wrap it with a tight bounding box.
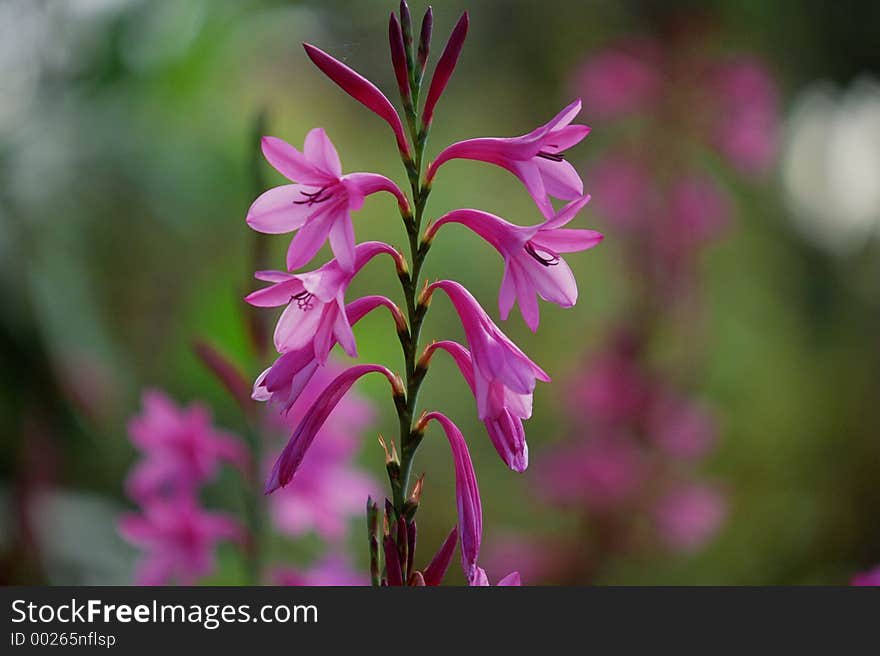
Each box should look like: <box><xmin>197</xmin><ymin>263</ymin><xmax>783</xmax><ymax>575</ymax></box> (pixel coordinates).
<box><xmin>389</xmin><ymin>13</ymin><xmax>411</xmax><ymax>102</ymax></box>
<box><xmin>422</xmin><ymin>12</ymin><xmax>469</xmax><ymax>128</ymax></box>
<box><xmin>417</xmin><ymin>7</ymin><xmax>433</xmax><ymax>73</ymax></box>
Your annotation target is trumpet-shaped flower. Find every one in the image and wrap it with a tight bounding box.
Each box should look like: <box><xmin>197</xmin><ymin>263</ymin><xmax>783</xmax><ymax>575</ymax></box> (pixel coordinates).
<box><xmin>247</xmin><ymin>129</ymin><xmax>408</xmax><ymax>271</ymax></box>
<box><xmin>246</xmin><ymin>241</ymin><xmax>402</xmax><ymax>360</ymax></box>
<box><xmin>119</xmin><ymin>497</ymin><xmax>243</xmax><ymax>585</ymax></box>
<box><xmin>426</xmin><ymin>99</ymin><xmax>590</xmax><ymax>217</ymax></box>
<box><xmin>252</xmin><ymin>295</ymin><xmax>405</xmax><ymax>412</ymax></box>
<box><xmin>427</xmin><ymin>196</ymin><xmax>601</xmax><ymax>331</ymax></box>
<box><xmin>423</xmin><ymin>340</ymin><xmax>530</xmax><ymax>472</ymax></box>
<box><xmin>265</xmin><ymin>364</ymin><xmax>402</xmax><ymax>494</ymax></box>
<box><xmin>126</xmin><ymin>391</ymin><xmax>247</xmax><ymax>502</ymax></box>
<box><xmin>417</xmin><ymin>412</ymin><xmax>482</xmax><ymax>581</ymax></box>
<box><xmin>426</xmin><ymin>280</ymin><xmax>550</xmax><ymax>420</ymax></box>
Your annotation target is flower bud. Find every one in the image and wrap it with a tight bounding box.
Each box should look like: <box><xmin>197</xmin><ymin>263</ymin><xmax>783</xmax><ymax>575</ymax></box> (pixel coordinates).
<box><xmin>417</xmin><ymin>7</ymin><xmax>433</xmax><ymax>75</ymax></box>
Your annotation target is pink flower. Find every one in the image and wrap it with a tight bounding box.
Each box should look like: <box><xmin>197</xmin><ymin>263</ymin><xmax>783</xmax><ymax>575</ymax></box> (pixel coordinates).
<box><xmin>427</xmin><ymin>195</ymin><xmax>601</xmax><ymax>331</ymax></box>
<box><xmin>417</xmin><ymin>412</ymin><xmax>482</xmax><ymax>582</ymax></box>
<box><xmin>422</xmin><ymin>340</ymin><xmax>530</xmax><ymax>472</ymax></box>
<box><xmin>303</xmin><ymin>44</ymin><xmax>411</xmax><ymax>157</ymax></box>
<box><xmin>252</xmin><ymin>295</ymin><xmax>405</xmax><ymax>412</ymax></box>
<box><xmin>426</xmin><ymin>100</ymin><xmax>590</xmax><ymax>218</ymax></box>
<box><xmin>265</xmin><ymin>364</ymin><xmax>402</xmax><ymax>494</ymax></box>
<box><xmin>119</xmin><ymin>497</ymin><xmax>243</xmax><ymax>585</ymax></box>
<box><xmin>246</xmin><ymin>241</ymin><xmax>402</xmax><ymax>360</ymax></box>
<box><xmin>851</xmin><ymin>565</ymin><xmax>880</xmax><ymax>586</ymax></box>
<box><xmin>568</xmin><ymin>332</ymin><xmax>650</xmax><ymax>427</ymax></box>
<box><xmin>266</xmin><ymin>363</ymin><xmax>379</xmax><ymax>540</ymax></box>
<box><xmin>537</xmin><ymin>437</ymin><xmax>643</xmax><ymax>511</ymax></box>
<box><xmin>574</xmin><ymin>40</ymin><xmax>662</xmax><ymax>120</ymax></box>
<box><xmin>125</xmin><ymin>391</ymin><xmax>247</xmax><ymax>502</ymax></box>
<box><xmin>708</xmin><ymin>58</ymin><xmax>779</xmax><ymax>177</ymax></box>
<box><xmin>247</xmin><ymin>130</ymin><xmax>408</xmax><ymax>271</ymax></box>
<box><xmin>469</xmin><ymin>567</ymin><xmax>522</xmax><ymax>587</ymax></box>
<box><xmin>426</xmin><ymin>280</ymin><xmax>550</xmax><ymax>421</ymax></box>
<box><xmin>653</xmin><ymin>483</ymin><xmax>726</xmax><ymax>553</ymax></box>
<box><xmin>648</xmin><ymin>392</ymin><xmax>717</xmax><ymax>461</ymax></box>
<box><xmin>271</xmin><ymin>553</ymin><xmax>367</xmax><ymax>586</ymax></box>
<box><xmin>665</xmin><ymin>173</ymin><xmax>731</xmax><ymax>250</ymax></box>
<box><xmin>589</xmin><ymin>152</ymin><xmax>654</xmax><ymax>231</ymax></box>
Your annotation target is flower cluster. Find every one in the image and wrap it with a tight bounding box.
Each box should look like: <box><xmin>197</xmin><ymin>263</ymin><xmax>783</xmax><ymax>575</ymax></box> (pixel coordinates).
<box><xmin>119</xmin><ymin>391</ymin><xmax>247</xmax><ymax>585</ymax></box>
<box><xmin>245</xmin><ymin>3</ymin><xmax>600</xmax><ymax>586</ymax></box>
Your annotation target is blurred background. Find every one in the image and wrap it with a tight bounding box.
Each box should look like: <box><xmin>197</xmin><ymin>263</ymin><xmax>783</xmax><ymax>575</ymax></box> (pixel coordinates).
<box><xmin>2</xmin><ymin>0</ymin><xmax>879</xmax><ymax>585</ymax></box>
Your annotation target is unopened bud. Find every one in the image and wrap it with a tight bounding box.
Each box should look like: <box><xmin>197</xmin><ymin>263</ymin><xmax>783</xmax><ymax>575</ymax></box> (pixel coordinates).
<box><xmin>408</xmin><ymin>571</ymin><xmax>426</xmax><ymax>586</ymax></box>
<box><xmin>417</xmin><ymin>7</ymin><xmax>433</xmax><ymax>74</ymax></box>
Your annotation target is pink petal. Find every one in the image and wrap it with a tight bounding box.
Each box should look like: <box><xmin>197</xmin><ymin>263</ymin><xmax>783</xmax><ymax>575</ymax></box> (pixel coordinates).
<box><xmin>328</xmin><ymin>215</ymin><xmax>356</xmax><ymax>272</ymax></box>
<box><xmin>246</xmin><ymin>184</ymin><xmax>319</xmax><ymax>234</ymax></box>
<box><xmin>303</xmin><ymin>127</ymin><xmax>342</xmax><ymax>179</ymax></box>
<box><xmin>285</xmin><ymin>210</ymin><xmax>335</xmax><ymax>271</ymax></box>
<box><xmin>245</xmin><ymin>278</ymin><xmax>305</xmax><ymax>308</ymax></box>
<box><xmin>535</xmin><ymin>157</ymin><xmax>583</xmax><ymax>200</ymax></box>
<box><xmin>261</xmin><ymin>136</ymin><xmax>333</xmax><ymax>185</ymax></box>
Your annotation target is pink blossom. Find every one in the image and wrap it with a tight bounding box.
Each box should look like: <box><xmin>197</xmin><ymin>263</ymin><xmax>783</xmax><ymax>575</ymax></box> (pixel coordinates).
<box><xmin>247</xmin><ymin>130</ymin><xmax>408</xmax><ymax>271</ymax></box>
<box><xmin>537</xmin><ymin>437</ymin><xmax>643</xmax><ymax>511</ymax></box>
<box><xmin>302</xmin><ymin>44</ymin><xmax>411</xmax><ymax>157</ymax></box>
<box><xmin>426</xmin><ymin>280</ymin><xmax>550</xmax><ymax>422</ymax></box>
<box><xmin>119</xmin><ymin>497</ymin><xmax>243</xmax><ymax>585</ymax></box>
<box><xmin>568</xmin><ymin>333</ymin><xmax>650</xmax><ymax>427</ymax></box>
<box><xmin>470</xmin><ymin>567</ymin><xmax>522</xmax><ymax>586</ymax></box>
<box><xmin>665</xmin><ymin>173</ymin><xmax>731</xmax><ymax>250</ymax></box>
<box><xmin>266</xmin><ymin>363</ymin><xmax>379</xmax><ymax>540</ymax></box>
<box><xmin>653</xmin><ymin>483</ymin><xmax>727</xmax><ymax>553</ymax></box>
<box><xmin>271</xmin><ymin>553</ymin><xmax>367</xmax><ymax>586</ymax></box>
<box><xmin>246</xmin><ymin>242</ymin><xmax>402</xmax><ymax>360</ymax></box>
<box><xmin>426</xmin><ymin>100</ymin><xmax>590</xmax><ymax>218</ymax></box>
<box><xmin>417</xmin><ymin>412</ymin><xmax>482</xmax><ymax>581</ymax></box>
<box><xmin>265</xmin><ymin>364</ymin><xmax>402</xmax><ymax>494</ymax></box>
<box><xmin>708</xmin><ymin>58</ymin><xmax>779</xmax><ymax>176</ymax></box>
<box><xmin>252</xmin><ymin>295</ymin><xmax>405</xmax><ymax>412</ymax></box>
<box><xmin>648</xmin><ymin>392</ymin><xmax>717</xmax><ymax>461</ymax></box>
<box><xmin>427</xmin><ymin>195</ymin><xmax>601</xmax><ymax>331</ymax></box>
<box><xmin>589</xmin><ymin>152</ymin><xmax>654</xmax><ymax>231</ymax></box>
<box><xmin>421</xmin><ymin>12</ymin><xmax>469</xmax><ymax>127</ymax></box>
<box><xmin>422</xmin><ymin>340</ymin><xmax>530</xmax><ymax>472</ymax></box>
<box><xmin>574</xmin><ymin>40</ymin><xmax>662</xmax><ymax>120</ymax></box>
<box><xmin>851</xmin><ymin>565</ymin><xmax>880</xmax><ymax>586</ymax></box>
<box><xmin>125</xmin><ymin>391</ymin><xmax>247</xmax><ymax>502</ymax></box>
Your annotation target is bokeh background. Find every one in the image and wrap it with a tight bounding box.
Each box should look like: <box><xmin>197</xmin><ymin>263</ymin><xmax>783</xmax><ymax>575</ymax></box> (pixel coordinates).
<box><xmin>2</xmin><ymin>0</ymin><xmax>879</xmax><ymax>585</ymax></box>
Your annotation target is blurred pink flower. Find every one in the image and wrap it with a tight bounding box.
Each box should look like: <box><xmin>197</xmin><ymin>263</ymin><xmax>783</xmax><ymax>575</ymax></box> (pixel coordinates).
<box><xmin>589</xmin><ymin>152</ymin><xmax>653</xmax><ymax>231</ymax></box>
<box><xmin>247</xmin><ymin>130</ymin><xmax>408</xmax><ymax>271</ymax></box>
<box><xmin>653</xmin><ymin>483</ymin><xmax>726</xmax><ymax>553</ymax></box>
<box><xmin>246</xmin><ymin>241</ymin><xmax>402</xmax><ymax>359</ymax></box>
<box><xmin>271</xmin><ymin>553</ymin><xmax>367</xmax><ymax>586</ymax></box>
<box><xmin>574</xmin><ymin>40</ymin><xmax>662</xmax><ymax>119</ymax></box>
<box><xmin>125</xmin><ymin>390</ymin><xmax>247</xmax><ymax>502</ymax></box>
<box><xmin>483</xmin><ymin>534</ymin><xmax>566</xmax><ymax>584</ymax></box>
<box><xmin>119</xmin><ymin>498</ymin><xmax>243</xmax><ymax>585</ymax></box>
<box><xmin>647</xmin><ymin>393</ymin><xmax>717</xmax><ymax>461</ymax></box>
<box><xmin>708</xmin><ymin>59</ymin><xmax>779</xmax><ymax>176</ymax></box>
<box><xmin>537</xmin><ymin>437</ymin><xmax>643</xmax><ymax>510</ymax></box>
<box><xmin>266</xmin><ymin>363</ymin><xmax>379</xmax><ymax>540</ymax></box>
<box><xmin>665</xmin><ymin>173</ymin><xmax>731</xmax><ymax>250</ymax></box>
<box><xmin>851</xmin><ymin>565</ymin><xmax>880</xmax><ymax>586</ymax></box>
<box><xmin>428</xmin><ymin>196</ymin><xmax>601</xmax><ymax>331</ymax></box>
<box><xmin>427</xmin><ymin>99</ymin><xmax>590</xmax><ymax>218</ymax></box>
<box><xmin>568</xmin><ymin>333</ymin><xmax>649</xmax><ymax>427</ymax></box>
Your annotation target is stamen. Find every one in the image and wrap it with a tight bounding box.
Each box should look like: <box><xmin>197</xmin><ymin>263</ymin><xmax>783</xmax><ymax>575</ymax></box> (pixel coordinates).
<box><xmin>293</xmin><ymin>186</ymin><xmax>333</xmax><ymax>206</ymax></box>
<box><xmin>536</xmin><ymin>150</ymin><xmax>565</xmax><ymax>162</ymax></box>
<box><xmin>291</xmin><ymin>291</ymin><xmax>315</xmax><ymax>310</ymax></box>
<box><xmin>524</xmin><ymin>242</ymin><xmax>560</xmax><ymax>267</ymax></box>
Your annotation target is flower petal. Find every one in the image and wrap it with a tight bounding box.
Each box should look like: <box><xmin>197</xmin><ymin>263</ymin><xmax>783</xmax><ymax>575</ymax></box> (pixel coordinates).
<box><xmin>261</xmin><ymin>136</ymin><xmax>333</xmax><ymax>185</ymax></box>
<box><xmin>303</xmin><ymin>127</ymin><xmax>342</xmax><ymax>178</ymax></box>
